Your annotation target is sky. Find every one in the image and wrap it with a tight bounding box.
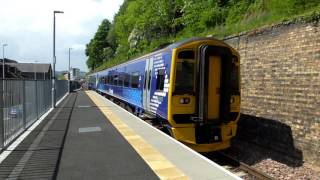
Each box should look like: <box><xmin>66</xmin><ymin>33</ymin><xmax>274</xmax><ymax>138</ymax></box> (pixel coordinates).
<box><xmin>0</xmin><ymin>0</ymin><xmax>124</xmax><ymax>72</ymax></box>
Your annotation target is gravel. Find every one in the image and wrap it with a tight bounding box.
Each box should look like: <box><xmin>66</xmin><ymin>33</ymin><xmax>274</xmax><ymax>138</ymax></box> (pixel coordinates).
<box><xmin>224</xmin><ymin>140</ymin><xmax>320</xmax><ymax>180</ymax></box>
<box><xmin>251</xmin><ymin>158</ymin><xmax>319</xmax><ymax>180</ymax></box>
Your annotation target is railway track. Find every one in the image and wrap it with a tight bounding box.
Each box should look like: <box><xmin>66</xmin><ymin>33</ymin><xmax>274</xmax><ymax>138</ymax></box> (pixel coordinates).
<box><xmin>138</xmin><ymin>116</ymin><xmax>276</xmax><ymax>180</ymax></box>
<box><xmin>206</xmin><ymin>152</ymin><xmax>276</xmax><ymax>180</ymax></box>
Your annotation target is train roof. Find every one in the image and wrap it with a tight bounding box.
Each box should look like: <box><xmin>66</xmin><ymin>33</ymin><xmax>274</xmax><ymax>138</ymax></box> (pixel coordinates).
<box><xmin>87</xmin><ymin>37</ymin><xmax>235</xmax><ymax>76</ymax></box>
<box><xmin>167</xmin><ymin>37</ymin><xmax>222</xmax><ymax>49</ymax></box>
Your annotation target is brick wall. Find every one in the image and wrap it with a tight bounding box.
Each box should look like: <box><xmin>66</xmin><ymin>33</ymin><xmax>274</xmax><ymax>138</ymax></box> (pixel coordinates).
<box><xmin>224</xmin><ymin>20</ymin><xmax>320</xmax><ymax>166</ymax></box>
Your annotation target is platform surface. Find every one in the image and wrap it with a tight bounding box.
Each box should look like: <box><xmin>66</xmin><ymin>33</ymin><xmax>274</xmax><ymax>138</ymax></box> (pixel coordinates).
<box><xmin>0</xmin><ymin>91</ymin><xmax>240</xmax><ymax>180</ymax></box>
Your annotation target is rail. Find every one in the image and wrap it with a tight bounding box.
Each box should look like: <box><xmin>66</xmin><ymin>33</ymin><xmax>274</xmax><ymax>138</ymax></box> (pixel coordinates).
<box><xmin>216</xmin><ymin>152</ymin><xmax>276</xmax><ymax>180</ymax></box>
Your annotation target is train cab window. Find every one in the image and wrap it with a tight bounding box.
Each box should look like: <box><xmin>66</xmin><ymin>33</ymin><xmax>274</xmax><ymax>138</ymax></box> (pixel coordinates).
<box><xmin>118</xmin><ymin>74</ymin><xmax>124</xmax><ymax>86</ymax></box>
<box><xmin>124</xmin><ymin>73</ymin><xmax>130</xmax><ymax>87</ymax></box>
<box><xmin>174</xmin><ymin>50</ymin><xmax>195</xmax><ymax>94</ymax></box>
<box><xmin>131</xmin><ymin>72</ymin><xmax>140</xmax><ymax>88</ymax></box>
<box><xmin>156</xmin><ymin>69</ymin><xmax>165</xmax><ymax>91</ymax></box>
<box><xmin>178</xmin><ymin>50</ymin><xmax>195</xmax><ymax>59</ymax></box>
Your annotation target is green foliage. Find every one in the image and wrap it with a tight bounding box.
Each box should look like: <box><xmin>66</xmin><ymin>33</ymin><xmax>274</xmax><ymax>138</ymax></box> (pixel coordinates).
<box><xmin>86</xmin><ymin>19</ymin><xmax>113</xmax><ymax>70</ymax></box>
<box><xmin>58</xmin><ymin>74</ymin><xmax>66</xmax><ymax>80</ymax></box>
<box><xmin>86</xmin><ymin>0</ymin><xmax>320</xmax><ymax>72</ymax></box>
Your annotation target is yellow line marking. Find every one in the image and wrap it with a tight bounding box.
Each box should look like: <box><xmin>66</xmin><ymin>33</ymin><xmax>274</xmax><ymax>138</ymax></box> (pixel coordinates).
<box><xmin>86</xmin><ymin>91</ymin><xmax>189</xmax><ymax>180</ymax></box>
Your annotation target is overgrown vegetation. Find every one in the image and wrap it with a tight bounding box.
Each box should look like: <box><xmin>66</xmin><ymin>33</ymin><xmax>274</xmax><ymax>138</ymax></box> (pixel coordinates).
<box><xmin>86</xmin><ymin>0</ymin><xmax>320</xmax><ymax>71</ymax></box>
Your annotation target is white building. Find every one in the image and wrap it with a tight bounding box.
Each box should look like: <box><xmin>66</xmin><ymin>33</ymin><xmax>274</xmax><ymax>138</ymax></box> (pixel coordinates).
<box><xmin>70</xmin><ymin>68</ymin><xmax>80</xmax><ymax>80</ymax></box>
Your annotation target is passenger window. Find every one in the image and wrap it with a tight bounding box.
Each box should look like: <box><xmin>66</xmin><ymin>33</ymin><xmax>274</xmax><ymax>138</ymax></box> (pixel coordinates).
<box><xmin>107</xmin><ymin>75</ymin><xmax>111</xmax><ymax>84</ymax></box>
<box><xmin>131</xmin><ymin>72</ymin><xmax>140</xmax><ymax>88</ymax></box>
<box><xmin>110</xmin><ymin>75</ymin><xmax>114</xmax><ymax>85</ymax></box>
<box><xmin>156</xmin><ymin>69</ymin><xmax>165</xmax><ymax>91</ymax></box>
<box><xmin>113</xmin><ymin>75</ymin><xmax>118</xmax><ymax>85</ymax></box>
<box><xmin>118</xmin><ymin>74</ymin><xmax>124</xmax><ymax>86</ymax></box>
<box><xmin>124</xmin><ymin>73</ymin><xmax>130</xmax><ymax>87</ymax></box>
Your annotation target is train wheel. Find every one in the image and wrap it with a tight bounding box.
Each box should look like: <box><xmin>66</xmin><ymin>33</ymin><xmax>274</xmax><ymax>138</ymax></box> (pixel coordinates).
<box><xmin>125</xmin><ymin>105</ymin><xmax>133</xmax><ymax>114</ymax></box>
<box><xmin>120</xmin><ymin>102</ymin><xmax>126</xmax><ymax>109</ymax></box>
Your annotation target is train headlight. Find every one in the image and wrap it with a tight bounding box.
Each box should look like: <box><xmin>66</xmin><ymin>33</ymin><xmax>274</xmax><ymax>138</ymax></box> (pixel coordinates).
<box><xmin>230</xmin><ymin>97</ymin><xmax>235</xmax><ymax>104</ymax></box>
<box><xmin>180</xmin><ymin>97</ymin><xmax>190</xmax><ymax>104</ymax></box>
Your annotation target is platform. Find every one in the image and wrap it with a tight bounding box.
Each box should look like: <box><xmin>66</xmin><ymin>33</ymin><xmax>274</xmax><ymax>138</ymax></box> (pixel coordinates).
<box><xmin>0</xmin><ymin>91</ymin><xmax>240</xmax><ymax>180</ymax></box>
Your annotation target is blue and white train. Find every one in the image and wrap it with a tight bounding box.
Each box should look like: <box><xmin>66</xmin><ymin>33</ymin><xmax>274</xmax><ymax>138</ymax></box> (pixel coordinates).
<box><xmin>88</xmin><ymin>37</ymin><xmax>241</xmax><ymax>152</ymax></box>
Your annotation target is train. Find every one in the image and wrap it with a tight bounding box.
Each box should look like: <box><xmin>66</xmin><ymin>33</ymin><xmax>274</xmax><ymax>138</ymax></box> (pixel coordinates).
<box><xmin>88</xmin><ymin>37</ymin><xmax>240</xmax><ymax>152</ymax></box>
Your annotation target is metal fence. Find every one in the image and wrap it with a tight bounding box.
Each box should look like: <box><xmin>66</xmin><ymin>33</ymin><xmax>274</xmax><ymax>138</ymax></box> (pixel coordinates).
<box><xmin>56</xmin><ymin>80</ymin><xmax>68</xmax><ymax>101</ymax></box>
<box><xmin>0</xmin><ymin>79</ymin><xmax>68</xmax><ymax>149</ymax></box>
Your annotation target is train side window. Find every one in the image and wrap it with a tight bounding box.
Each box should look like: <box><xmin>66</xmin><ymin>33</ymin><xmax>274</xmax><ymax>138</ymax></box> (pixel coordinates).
<box><xmin>109</xmin><ymin>75</ymin><xmax>113</xmax><ymax>85</ymax></box>
<box><xmin>109</xmin><ymin>75</ymin><xmax>112</xmax><ymax>84</ymax></box>
<box><xmin>156</xmin><ymin>69</ymin><xmax>165</xmax><ymax>91</ymax></box>
<box><xmin>118</xmin><ymin>74</ymin><xmax>124</xmax><ymax>86</ymax></box>
<box><xmin>131</xmin><ymin>72</ymin><xmax>140</xmax><ymax>88</ymax></box>
<box><xmin>113</xmin><ymin>75</ymin><xmax>118</xmax><ymax>86</ymax></box>
<box><xmin>107</xmin><ymin>75</ymin><xmax>110</xmax><ymax>84</ymax></box>
<box><xmin>124</xmin><ymin>73</ymin><xmax>130</xmax><ymax>87</ymax></box>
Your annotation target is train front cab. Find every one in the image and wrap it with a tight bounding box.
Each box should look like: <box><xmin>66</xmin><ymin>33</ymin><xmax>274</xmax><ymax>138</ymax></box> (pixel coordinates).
<box><xmin>167</xmin><ymin>39</ymin><xmax>241</xmax><ymax>152</ymax></box>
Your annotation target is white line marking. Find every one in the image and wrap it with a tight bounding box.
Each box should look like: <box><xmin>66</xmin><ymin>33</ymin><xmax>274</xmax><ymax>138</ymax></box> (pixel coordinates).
<box><xmin>77</xmin><ymin>105</ymin><xmax>92</xmax><ymax>108</ymax></box>
<box><xmin>94</xmin><ymin>91</ymin><xmax>242</xmax><ymax>180</ymax></box>
<box><xmin>0</xmin><ymin>93</ymin><xmax>69</xmax><ymax>164</ymax></box>
<box><xmin>78</xmin><ymin>127</ymin><xmax>101</xmax><ymax>133</ymax></box>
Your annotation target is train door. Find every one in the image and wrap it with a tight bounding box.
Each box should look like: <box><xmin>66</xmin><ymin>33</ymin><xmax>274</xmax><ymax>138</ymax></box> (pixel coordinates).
<box><xmin>207</xmin><ymin>56</ymin><xmax>221</xmax><ymax>119</ymax></box>
<box><xmin>198</xmin><ymin>45</ymin><xmax>232</xmax><ymax>124</ymax></box>
<box><xmin>143</xmin><ymin>58</ymin><xmax>153</xmax><ymax>112</ymax></box>
<box><xmin>95</xmin><ymin>73</ymin><xmax>99</xmax><ymax>90</ymax></box>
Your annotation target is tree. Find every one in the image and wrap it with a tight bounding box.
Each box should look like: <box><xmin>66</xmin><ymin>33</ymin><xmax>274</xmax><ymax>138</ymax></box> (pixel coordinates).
<box><xmin>85</xmin><ymin>19</ymin><xmax>113</xmax><ymax>70</ymax></box>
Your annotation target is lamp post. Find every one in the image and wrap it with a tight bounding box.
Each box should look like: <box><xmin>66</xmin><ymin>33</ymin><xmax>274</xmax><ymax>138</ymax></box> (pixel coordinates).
<box><xmin>52</xmin><ymin>10</ymin><xmax>64</xmax><ymax>108</ymax></box>
<box><xmin>68</xmin><ymin>47</ymin><xmax>72</xmax><ymax>93</ymax></box>
<box><xmin>1</xmin><ymin>44</ymin><xmax>8</xmax><ymax>143</ymax></box>
<box><xmin>34</xmin><ymin>60</ymin><xmax>38</xmax><ymax>80</ymax></box>
<box><xmin>2</xmin><ymin>44</ymin><xmax>8</xmax><ymax>79</ymax></box>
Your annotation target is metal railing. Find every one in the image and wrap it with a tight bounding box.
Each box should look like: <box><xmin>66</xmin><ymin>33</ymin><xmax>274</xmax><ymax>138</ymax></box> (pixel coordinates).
<box><xmin>0</xmin><ymin>79</ymin><xmax>68</xmax><ymax>148</ymax></box>
<box><xmin>56</xmin><ymin>80</ymin><xmax>68</xmax><ymax>101</ymax></box>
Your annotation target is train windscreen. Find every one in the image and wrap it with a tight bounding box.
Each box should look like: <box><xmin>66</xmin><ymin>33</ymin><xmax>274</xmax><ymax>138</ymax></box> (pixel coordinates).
<box><xmin>174</xmin><ymin>61</ymin><xmax>194</xmax><ymax>94</ymax></box>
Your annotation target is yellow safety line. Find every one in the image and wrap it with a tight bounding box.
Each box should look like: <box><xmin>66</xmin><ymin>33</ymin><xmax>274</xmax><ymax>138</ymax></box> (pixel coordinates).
<box><xmin>86</xmin><ymin>91</ymin><xmax>189</xmax><ymax>180</ymax></box>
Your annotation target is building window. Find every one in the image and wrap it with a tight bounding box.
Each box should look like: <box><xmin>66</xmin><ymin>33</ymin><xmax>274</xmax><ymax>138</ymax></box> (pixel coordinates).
<box><xmin>131</xmin><ymin>72</ymin><xmax>140</xmax><ymax>88</ymax></box>
<box><xmin>156</xmin><ymin>69</ymin><xmax>165</xmax><ymax>90</ymax></box>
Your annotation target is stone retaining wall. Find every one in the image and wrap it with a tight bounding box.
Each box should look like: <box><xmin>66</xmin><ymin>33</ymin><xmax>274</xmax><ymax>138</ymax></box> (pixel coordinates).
<box><xmin>224</xmin><ymin>20</ymin><xmax>320</xmax><ymax>166</ymax></box>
